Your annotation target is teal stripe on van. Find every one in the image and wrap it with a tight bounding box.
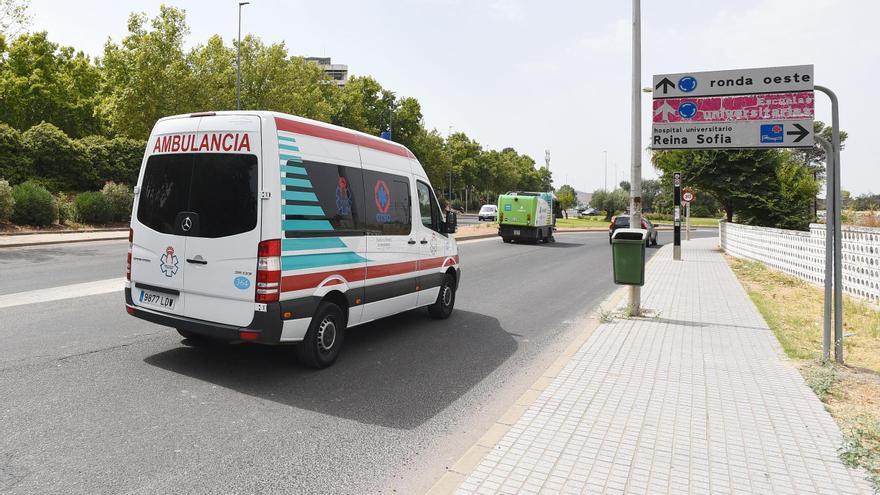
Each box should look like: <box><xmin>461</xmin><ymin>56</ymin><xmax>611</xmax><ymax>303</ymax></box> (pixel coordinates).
<box><xmin>280</xmin><ymin>153</ymin><xmax>302</xmax><ymax>162</ymax></box>
<box><xmin>278</xmin><ymin>135</ymin><xmax>296</xmax><ymax>143</ymax></box>
<box><xmin>280</xmin><ymin>156</ymin><xmax>303</xmax><ymax>164</ymax></box>
<box><xmin>281</xmin><ymin>177</ymin><xmax>312</xmax><ymax>188</ymax></box>
<box><xmin>281</xmin><ymin>252</ymin><xmax>367</xmax><ymax>271</ymax></box>
<box><xmin>281</xmin><ymin>190</ymin><xmax>318</xmax><ymax>202</ymax></box>
<box><xmin>282</xmin><ymin>238</ymin><xmax>347</xmax><ymax>251</ymax></box>
<box><xmin>279</xmin><ymin>144</ymin><xmax>300</xmax><ymax>152</ymax></box>
<box><xmin>281</xmin><ymin>165</ymin><xmax>307</xmax><ymax>175</ymax></box>
<box><xmin>283</xmin><ymin>219</ymin><xmax>333</xmax><ymax>231</ymax></box>
<box><xmin>283</xmin><ymin>204</ymin><xmax>325</xmax><ymax>216</ymax></box>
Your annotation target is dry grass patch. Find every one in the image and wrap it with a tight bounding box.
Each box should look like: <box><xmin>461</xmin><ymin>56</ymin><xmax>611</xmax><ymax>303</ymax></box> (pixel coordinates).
<box><xmin>729</xmin><ymin>257</ymin><xmax>880</xmax><ymax>490</ymax></box>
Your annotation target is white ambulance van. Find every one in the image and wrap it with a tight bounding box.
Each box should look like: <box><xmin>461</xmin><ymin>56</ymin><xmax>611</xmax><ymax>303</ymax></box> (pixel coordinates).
<box><xmin>125</xmin><ymin>111</ymin><xmax>460</xmax><ymax>368</ymax></box>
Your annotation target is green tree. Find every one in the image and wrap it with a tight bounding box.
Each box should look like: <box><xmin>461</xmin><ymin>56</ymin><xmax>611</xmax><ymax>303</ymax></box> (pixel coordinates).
<box><xmin>767</xmin><ymin>157</ymin><xmax>819</xmax><ymax>230</ymax></box>
<box><xmin>0</xmin><ymin>122</ymin><xmax>32</xmax><ymax>183</ymax></box>
<box><xmin>641</xmin><ymin>179</ymin><xmax>661</xmax><ymax>212</ymax></box>
<box><xmin>101</xmin><ymin>6</ymin><xmax>195</xmax><ymax>139</ymax></box>
<box><xmin>792</xmin><ymin>120</ymin><xmax>848</xmax><ymax>179</ymax></box>
<box><xmin>652</xmin><ymin>149</ymin><xmax>783</xmax><ymax>223</ymax></box>
<box><xmin>0</xmin><ymin>32</ymin><xmax>106</xmax><ymax>137</ymax></box>
<box><xmin>0</xmin><ymin>0</ymin><xmax>31</xmax><ymax>39</ymax></box>
<box><xmin>591</xmin><ymin>188</ymin><xmax>629</xmax><ymax>221</ymax></box>
<box><xmin>22</xmin><ymin>122</ymin><xmax>92</xmax><ymax>191</ymax></box>
<box><xmin>556</xmin><ymin>184</ymin><xmax>577</xmax><ymax>217</ymax></box>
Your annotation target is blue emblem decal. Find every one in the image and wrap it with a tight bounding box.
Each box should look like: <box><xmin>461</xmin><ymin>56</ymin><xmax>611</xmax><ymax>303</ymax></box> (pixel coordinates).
<box><xmin>374</xmin><ymin>180</ymin><xmax>391</xmax><ymax>223</ymax></box>
<box><xmin>233</xmin><ymin>276</ymin><xmax>251</xmax><ymax>290</ymax></box>
<box><xmin>760</xmin><ymin>124</ymin><xmax>784</xmax><ymax>143</ymax></box>
<box><xmin>504</xmin><ymin>204</ymin><xmax>512</xmax><ymax>211</ymax></box>
<box><xmin>160</xmin><ymin>246</ymin><xmax>179</xmax><ymax>278</ymax></box>
<box><xmin>335</xmin><ymin>176</ymin><xmax>352</xmax><ymax>215</ymax></box>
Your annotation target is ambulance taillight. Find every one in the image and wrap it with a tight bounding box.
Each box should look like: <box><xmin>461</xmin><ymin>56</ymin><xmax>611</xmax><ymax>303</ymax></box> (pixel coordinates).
<box><xmin>256</xmin><ymin>239</ymin><xmax>281</xmax><ymax>303</ymax></box>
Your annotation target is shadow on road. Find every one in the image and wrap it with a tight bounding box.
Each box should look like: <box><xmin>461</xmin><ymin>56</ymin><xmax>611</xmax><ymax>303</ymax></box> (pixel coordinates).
<box><xmin>144</xmin><ymin>310</ymin><xmax>516</xmax><ymax>430</ymax></box>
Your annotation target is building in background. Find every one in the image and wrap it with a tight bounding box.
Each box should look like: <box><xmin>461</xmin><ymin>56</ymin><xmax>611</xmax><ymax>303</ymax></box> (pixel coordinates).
<box><xmin>305</xmin><ymin>57</ymin><xmax>348</xmax><ymax>86</ymax></box>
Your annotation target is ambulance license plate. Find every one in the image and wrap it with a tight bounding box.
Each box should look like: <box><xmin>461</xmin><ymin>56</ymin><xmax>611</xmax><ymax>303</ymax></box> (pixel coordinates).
<box><xmin>513</xmin><ymin>230</ymin><xmax>521</xmax><ymax>236</ymax></box>
<box><xmin>139</xmin><ymin>290</ymin><xmax>176</xmax><ymax>310</ymax></box>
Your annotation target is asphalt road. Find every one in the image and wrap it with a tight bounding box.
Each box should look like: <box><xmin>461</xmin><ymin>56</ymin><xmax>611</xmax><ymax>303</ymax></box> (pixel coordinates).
<box><xmin>0</xmin><ymin>229</ymin><xmax>716</xmax><ymax>494</ymax></box>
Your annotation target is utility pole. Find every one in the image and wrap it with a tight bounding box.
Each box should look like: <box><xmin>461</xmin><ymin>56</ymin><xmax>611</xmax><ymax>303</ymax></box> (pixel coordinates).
<box><xmin>448</xmin><ymin>125</ymin><xmax>454</xmax><ymax>201</ymax></box>
<box><xmin>603</xmin><ymin>150</ymin><xmax>608</xmax><ymax>191</ymax></box>
<box><xmin>629</xmin><ymin>0</ymin><xmax>643</xmax><ymax>316</ymax></box>
<box><xmin>545</xmin><ymin>149</ymin><xmax>551</xmax><ymax>170</ymax></box>
<box><xmin>236</xmin><ymin>2</ymin><xmax>250</xmax><ymax>111</ymax></box>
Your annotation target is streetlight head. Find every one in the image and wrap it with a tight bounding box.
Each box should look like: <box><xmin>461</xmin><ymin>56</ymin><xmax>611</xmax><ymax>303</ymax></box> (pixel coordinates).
<box><xmin>239</xmin><ymin>1</ymin><xmax>250</xmax><ymax>5</ymax></box>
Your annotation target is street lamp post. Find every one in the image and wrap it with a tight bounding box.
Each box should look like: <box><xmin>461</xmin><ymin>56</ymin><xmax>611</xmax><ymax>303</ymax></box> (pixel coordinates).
<box><xmin>629</xmin><ymin>0</ymin><xmax>643</xmax><ymax>316</ymax></box>
<box><xmin>603</xmin><ymin>150</ymin><xmax>607</xmax><ymax>191</ymax></box>
<box><xmin>448</xmin><ymin>125</ymin><xmax>454</xmax><ymax>201</ymax></box>
<box><xmin>236</xmin><ymin>2</ymin><xmax>250</xmax><ymax>111</ymax></box>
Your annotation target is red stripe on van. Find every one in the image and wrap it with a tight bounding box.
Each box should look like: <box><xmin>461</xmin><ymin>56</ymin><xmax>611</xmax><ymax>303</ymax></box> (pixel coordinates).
<box><xmin>280</xmin><ymin>256</ymin><xmax>457</xmax><ymax>293</ymax></box>
<box><xmin>274</xmin><ymin>117</ymin><xmax>416</xmax><ymax>159</ymax></box>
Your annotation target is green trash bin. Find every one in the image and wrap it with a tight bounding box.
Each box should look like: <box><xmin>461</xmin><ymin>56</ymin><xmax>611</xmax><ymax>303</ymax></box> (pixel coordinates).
<box><xmin>611</xmin><ymin>228</ymin><xmax>647</xmax><ymax>286</ymax></box>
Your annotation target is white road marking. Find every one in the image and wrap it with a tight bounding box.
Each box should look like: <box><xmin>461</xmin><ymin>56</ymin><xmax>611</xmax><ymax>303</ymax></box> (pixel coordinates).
<box><xmin>0</xmin><ymin>278</ymin><xmax>125</xmax><ymax>309</ymax></box>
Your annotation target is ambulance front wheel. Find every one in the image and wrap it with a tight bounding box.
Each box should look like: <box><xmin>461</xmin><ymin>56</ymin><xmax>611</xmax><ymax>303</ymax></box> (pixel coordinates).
<box><xmin>428</xmin><ymin>273</ymin><xmax>456</xmax><ymax>320</ymax></box>
<box><xmin>296</xmin><ymin>302</ymin><xmax>346</xmax><ymax>369</ymax></box>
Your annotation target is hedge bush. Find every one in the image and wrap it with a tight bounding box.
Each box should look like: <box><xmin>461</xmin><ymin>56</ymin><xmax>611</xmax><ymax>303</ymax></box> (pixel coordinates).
<box><xmin>55</xmin><ymin>192</ymin><xmax>74</xmax><ymax>225</ymax></box>
<box><xmin>0</xmin><ymin>179</ymin><xmax>14</xmax><ymax>222</ymax></box>
<box><xmin>101</xmin><ymin>181</ymin><xmax>133</xmax><ymax>222</ymax></box>
<box><xmin>74</xmin><ymin>191</ymin><xmax>111</xmax><ymax>224</ymax></box>
<box><xmin>11</xmin><ymin>180</ymin><xmax>57</xmax><ymax>226</ymax></box>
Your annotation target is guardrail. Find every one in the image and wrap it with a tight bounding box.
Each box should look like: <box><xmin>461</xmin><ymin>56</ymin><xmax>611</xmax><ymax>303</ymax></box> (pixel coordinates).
<box><xmin>719</xmin><ymin>220</ymin><xmax>880</xmax><ymax>304</ymax></box>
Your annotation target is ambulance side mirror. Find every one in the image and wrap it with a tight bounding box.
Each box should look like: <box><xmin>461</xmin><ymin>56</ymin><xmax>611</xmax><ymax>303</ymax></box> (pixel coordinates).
<box><xmin>444</xmin><ymin>211</ymin><xmax>457</xmax><ymax>234</ymax></box>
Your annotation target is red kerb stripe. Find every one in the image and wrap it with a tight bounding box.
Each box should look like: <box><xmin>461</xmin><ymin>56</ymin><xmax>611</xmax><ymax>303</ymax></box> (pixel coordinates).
<box><xmin>275</xmin><ymin>117</ymin><xmax>415</xmax><ymax>159</ymax></box>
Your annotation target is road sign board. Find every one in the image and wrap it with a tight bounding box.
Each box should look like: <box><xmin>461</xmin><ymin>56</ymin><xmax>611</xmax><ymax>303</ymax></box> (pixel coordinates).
<box><xmin>682</xmin><ymin>190</ymin><xmax>695</xmax><ymax>202</ymax></box>
<box><xmin>652</xmin><ymin>92</ymin><xmax>814</xmax><ymax>124</ymax></box>
<box><xmin>652</xmin><ymin>119</ymin><xmax>813</xmax><ymax>149</ymax></box>
<box><xmin>653</xmin><ymin>65</ymin><xmax>813</xmax><ymax>98</ymax></box>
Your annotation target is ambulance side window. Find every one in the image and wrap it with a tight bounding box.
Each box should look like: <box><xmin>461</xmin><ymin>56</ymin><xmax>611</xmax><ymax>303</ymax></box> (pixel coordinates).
<box><xmin>417</xmin><ymin>180</ymin><xmax>441</xmax><ymax>233</ymax></box>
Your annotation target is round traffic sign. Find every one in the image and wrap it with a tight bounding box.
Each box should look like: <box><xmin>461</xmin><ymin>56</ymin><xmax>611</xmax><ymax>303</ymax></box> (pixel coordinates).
<box><xmin>682</xmin><ymin>189</ymin><xmax>695</xmax><ymax>202</ymax></box>
<box><xmin>678</xmin><ymin>102</ymin><xmax>698</xmax><ymax>119</ymax></box>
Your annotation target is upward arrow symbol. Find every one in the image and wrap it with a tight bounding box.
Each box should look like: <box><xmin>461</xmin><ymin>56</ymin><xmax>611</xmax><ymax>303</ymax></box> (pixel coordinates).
<box><xmin>655</xmin><ymin>77</ymin><xmax>675</xmax><ymax>94</ymax></box>
<box><xmin>654</xmin><ymin>101</ymin><xmax>675</xmax><ymax>122</ymax></box>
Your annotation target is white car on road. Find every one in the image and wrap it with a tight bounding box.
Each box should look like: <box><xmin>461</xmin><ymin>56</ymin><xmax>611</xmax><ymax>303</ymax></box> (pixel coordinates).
<box><xmin>478</xmin><ymin>204</ymin><xmax>498</xmax><ymax>221</ymax></box>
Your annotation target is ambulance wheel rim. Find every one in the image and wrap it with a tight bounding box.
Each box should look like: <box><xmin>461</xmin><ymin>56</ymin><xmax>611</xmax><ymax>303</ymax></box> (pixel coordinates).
<box><xmin>317</xmin><ymin>317</ymin><xmax>336</xmax><ymax>352</ymax></box>
<box><xmin>442</xmin><ymin>285</ymin><xmax>453</xmax><ymax>307</ymax></box>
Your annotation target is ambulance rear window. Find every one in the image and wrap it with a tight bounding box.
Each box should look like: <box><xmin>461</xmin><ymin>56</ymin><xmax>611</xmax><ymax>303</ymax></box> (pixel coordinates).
<box><xmin>137</xmin><ymin>153</ymin><xmax>258</xmax><ymax>238</ymax></box>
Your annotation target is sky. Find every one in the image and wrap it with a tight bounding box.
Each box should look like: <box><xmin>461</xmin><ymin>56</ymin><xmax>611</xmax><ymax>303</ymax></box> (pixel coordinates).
<box><xmin>27</xmin><ymin>0</ymin><xmax>880</xmax><ymax>195</ymax></box>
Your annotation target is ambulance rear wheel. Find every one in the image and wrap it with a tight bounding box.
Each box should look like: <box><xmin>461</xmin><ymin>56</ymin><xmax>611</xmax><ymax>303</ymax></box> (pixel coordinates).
<box><xmin>296</xmin><ymin>302</ymin><xmax>345</xmax><ymax>369</ymax></box>
<box><xmin>428</xmin><ymin>274</ymin><xmax>456</xmax><ymax>319</ymax></box>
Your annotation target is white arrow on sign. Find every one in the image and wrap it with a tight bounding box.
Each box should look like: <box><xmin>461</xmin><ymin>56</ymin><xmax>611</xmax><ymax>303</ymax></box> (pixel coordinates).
<box><xmin>654</xmin><ymin>101</ymin><xmax>676</xmax><ymax>123</ymax></box>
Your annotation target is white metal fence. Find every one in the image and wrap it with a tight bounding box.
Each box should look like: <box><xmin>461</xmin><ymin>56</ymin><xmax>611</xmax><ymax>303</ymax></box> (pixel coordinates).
<box><xmin>719</xmin><ymin>221</ymin><xmax>880</xmax><ymax>304</ymax></box>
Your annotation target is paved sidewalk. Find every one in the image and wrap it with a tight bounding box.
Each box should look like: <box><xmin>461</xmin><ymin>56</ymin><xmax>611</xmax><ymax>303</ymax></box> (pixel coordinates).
<box><xmin>455</xmin><ymin>238</ymin><xmax>873</xmax><ymax>494</ymax></box>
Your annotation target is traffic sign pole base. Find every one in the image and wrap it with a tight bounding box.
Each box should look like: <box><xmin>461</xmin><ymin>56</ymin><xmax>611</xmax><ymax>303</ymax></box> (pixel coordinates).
<box><xmin>673</xmin><ymin>245</ymin><xmax>682</xmax><ymax>261</ymax></box>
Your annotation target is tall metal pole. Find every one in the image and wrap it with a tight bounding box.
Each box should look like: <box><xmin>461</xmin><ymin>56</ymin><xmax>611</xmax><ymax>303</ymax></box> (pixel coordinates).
<box><xmin>603</xmin><ymin>150</ymin><xmax>607</xmax><ymax>191</ymax></box>
<box><xmin>816</xmin><ymin>85</ymin><xmax>843</xmax><ymax>363</ymax></box>
<box><xmin>815</xmin><ymin>134</ymin><xmax>833</xmax><ymax>362</ymax></box>
<box><xmin>629</xmin><ymin>0</ymin><xmax>642</xmax><ymax>315</ymax></box>
<box><xmin>236</xmin><ymin>2</ymin><xmax>249</xmax><ymax>111</ymax></box>
<box><xmin>448</xmin><ymin>125</ymin><xmax>454</xmax><ymax>201</ymax></box>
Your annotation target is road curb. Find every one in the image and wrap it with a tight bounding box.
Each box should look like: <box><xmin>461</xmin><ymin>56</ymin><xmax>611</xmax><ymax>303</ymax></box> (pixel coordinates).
<box><xmin>425</xmin><ymin>247</ymin><xmax>668</xmax><ymax>495</ymax></box>
<box><xmin>0</xmin><ymin>227</ymin><xmax>129</xmax><ymax>236</ymax></box>
<box><xmin>0</xmin><ymin>234</ymin><xmax>129</xmax><ymax>248</ymax></box>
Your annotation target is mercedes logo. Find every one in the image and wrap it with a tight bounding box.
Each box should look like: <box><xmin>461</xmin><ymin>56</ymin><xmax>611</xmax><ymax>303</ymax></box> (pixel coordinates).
<box><xmin>181</xmin><ymin>216</ymin><xmax>193</xmax><ymax>232</ymax></box>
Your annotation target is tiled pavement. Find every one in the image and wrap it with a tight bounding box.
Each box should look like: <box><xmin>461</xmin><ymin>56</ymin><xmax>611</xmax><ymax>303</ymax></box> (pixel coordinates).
<box><xmin>455</xmin><ymin>238</ymin><xmax>873</xmax><ymax>495</ymax></box>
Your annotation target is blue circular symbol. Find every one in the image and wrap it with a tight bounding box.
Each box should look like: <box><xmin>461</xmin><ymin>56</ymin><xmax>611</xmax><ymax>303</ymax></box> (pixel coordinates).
<box><xmin>234</xmin><ymin>276</ymin><xmax>251</xmax><ymax>290</ymax></box>
<box><xmin>678</xmin><ymin>102</ymin><xmax>698</xmax><ymax>119</ymax></box>
<box><xmin>678</xmin><ymin>76</ymin><xmax>697</xmax><ymax>93</ymax></box>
